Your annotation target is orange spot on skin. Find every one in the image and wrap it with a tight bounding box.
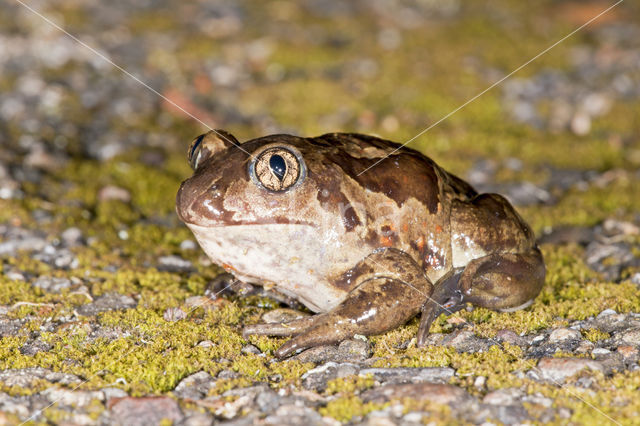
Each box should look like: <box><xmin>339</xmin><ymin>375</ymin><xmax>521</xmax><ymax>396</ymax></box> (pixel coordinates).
<box><xmin>417</xmin><ymin>236</ymin><xmax>425</xmax><ymax>251</ymax></box>
<box><xmin>380</xmin><ymin>236</ymin><xmax>393</xmax><ymax>247</ymax></box>
<box><xmin>402</xmin><ymin>223</ymin><xmax>409</xmax><ymax>232</ymax></box>
<box><xmin>435</xmin><ymin>225</ymin><xmax>443</xmax><ymax>233</ymax></box>
<box><xmin>222</xmin><ymin>263</ymin><xmax>237</xmax><ymax>272</ymax></box>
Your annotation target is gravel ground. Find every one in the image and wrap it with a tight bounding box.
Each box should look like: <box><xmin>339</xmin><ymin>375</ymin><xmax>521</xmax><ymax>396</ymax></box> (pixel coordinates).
<box><xmin>1</xmin><ymin>0</ymin><xmax>640</xmax><ymax>425</ymax></box>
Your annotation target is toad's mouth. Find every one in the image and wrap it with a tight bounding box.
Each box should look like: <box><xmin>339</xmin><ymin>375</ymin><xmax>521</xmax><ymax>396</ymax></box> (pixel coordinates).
<box><xmin>180</xmin><ymin>218</ymin><xmax>314</xmax><ymax>229</ymax></box>
<box><xmin>175</xmin><ymin>199</ymin><xmax>313</xmax><ymax>228</ymax></box>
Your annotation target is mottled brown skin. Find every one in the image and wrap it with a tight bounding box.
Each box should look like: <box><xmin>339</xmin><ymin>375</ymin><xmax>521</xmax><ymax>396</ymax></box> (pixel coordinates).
<box><xmin>176</xmin><ymin>130</ymin><xmax>545</xmax><ymax>358</ymax></box>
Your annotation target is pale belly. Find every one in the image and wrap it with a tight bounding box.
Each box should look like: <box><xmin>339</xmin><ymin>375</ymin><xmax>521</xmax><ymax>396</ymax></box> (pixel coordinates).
<box><xmin>186</xmin><ymin>223</ymin><xmax>372</xmax><ymax>312</ymax></box>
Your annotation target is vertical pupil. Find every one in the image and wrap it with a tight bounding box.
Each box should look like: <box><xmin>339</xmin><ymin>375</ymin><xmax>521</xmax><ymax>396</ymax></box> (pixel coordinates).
<box><xmin>269</xmin><ymin>154</ymin><xmax>287</xmax><ymax>181</ymax></box>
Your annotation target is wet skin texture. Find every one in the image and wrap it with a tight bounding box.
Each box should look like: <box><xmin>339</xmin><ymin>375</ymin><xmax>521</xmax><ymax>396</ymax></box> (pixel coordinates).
<box><xmin>176</xmin><ymin>130</ymin><xmax>545</xmax><ymax>358</ymax></box>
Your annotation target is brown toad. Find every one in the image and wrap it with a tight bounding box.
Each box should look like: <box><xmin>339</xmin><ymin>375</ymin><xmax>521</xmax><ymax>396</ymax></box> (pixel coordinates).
<box><xmin>176</xmin><ymin>130</ymin><xmax>545</xmax><ymax>358</ymax></box>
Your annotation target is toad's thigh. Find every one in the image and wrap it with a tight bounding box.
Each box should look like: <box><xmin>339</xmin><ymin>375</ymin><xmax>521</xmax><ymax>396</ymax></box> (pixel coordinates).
<box><xmin>451</xmin><ymin>194</ymin><xmax>535</xmax><ymax>265</ymax></box>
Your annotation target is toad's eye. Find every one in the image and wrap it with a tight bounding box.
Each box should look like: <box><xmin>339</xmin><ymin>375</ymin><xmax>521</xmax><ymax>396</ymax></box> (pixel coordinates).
<box><xmin>187</xmin><ymin>129</ymin><xmax>240</xmax><ymax>170</ymax></box>
<box><xmin>187</xmin><ymin>134</ymin><xmax>205</xmax><ymax>170</ymax></box>
<box><xmin>249</xmin><ymin>146</ymin><xmax>306</xmax><ymax>192</ymax></box>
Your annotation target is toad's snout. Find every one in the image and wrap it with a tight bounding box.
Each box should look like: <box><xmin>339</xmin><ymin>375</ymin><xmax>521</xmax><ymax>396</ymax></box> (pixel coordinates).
<box><xmin>176</xmin><ymin>180</ymin><xmax>198</xmax><ymax>224</ymax></box>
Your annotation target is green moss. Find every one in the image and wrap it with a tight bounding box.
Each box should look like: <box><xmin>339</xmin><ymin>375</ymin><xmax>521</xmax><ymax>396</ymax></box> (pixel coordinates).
<box><xmin>128</xmin><ymin>10</ymin><xmax>177</xmax><ymax>33</ymax></box>
<box><xmin>372</xmin><ymin>344</ymin><xmax>452</xmax><ymax>369</ymax></box>
<box><xmin>325</xmin><ymin>374</ymin><xmax>375</xmax><ymax>396</ymax></box>
<box><xmin>5</xmin><ymin>255</ymin><xmax>52</xmax><ymax>278</ymax></box>
<box><xmin>523</xmin><ymin>177</ymin><xmax>640</xmax><ymax>232</ymax></box>
<box><xmin>318</xmin><ymin>396</ymin><xmax>387</xmax><ymax>423</ymax></box>
<box><xmin>211</xmin><ymin>378</ymin><xmax>254</xmax><ymax>395</ymax></box>
<box><xmin>582</xmin><ymin>328</ymin><xmax>611</xmax><ymax>343</ymax></box>
<box><xmin>0</xmin><ymin>200</ymin><xmax>33</xmax><ymax>226</ymax></box>
<box><xmin>0</xmin><ymin>276</ymin><xmax>40</xmax><ymax>306</ymax></box>
<box><xmin>247</xmin><ymin>334</ymin><xmax>285</xmax><ymax>355</ymax></box>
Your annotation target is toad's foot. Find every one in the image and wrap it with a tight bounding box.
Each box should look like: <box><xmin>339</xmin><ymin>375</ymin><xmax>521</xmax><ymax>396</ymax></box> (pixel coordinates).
<box><xmin>416</xmin><ymin>268</ymin><xmax>466</xmax><ymax>347</ymax></box>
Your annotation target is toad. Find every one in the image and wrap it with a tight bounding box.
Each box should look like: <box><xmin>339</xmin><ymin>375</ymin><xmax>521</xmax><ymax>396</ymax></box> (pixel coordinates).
<box><xmin>176</xmin><ymin>130</ymin><xmax>545</xmax><ymax>358</ymax></box>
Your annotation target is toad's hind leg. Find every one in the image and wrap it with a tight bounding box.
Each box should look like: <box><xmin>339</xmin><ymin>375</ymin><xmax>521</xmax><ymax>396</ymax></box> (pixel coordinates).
<box><xmin>417</xmin><ymin>248</ymin><xmax>545</xmax><ymax>347</ymax></box>
<box><xmin>274</xmin><ymin>276</ymin><xmax>428</xmax><ymax>358</ymax></box>
<box><xmin>458</xmin><ymin>247</ymin><xmax>545</xmax><ymax>311</ymax></box>
<box><xmin>245</xmin><ymin>248</ymin><xmax>434</xmax><ymax>359</ymax></box>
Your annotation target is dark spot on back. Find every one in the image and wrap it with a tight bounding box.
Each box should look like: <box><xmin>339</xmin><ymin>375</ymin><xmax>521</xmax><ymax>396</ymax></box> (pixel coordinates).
<box><xmin>312</xmin><ymin>134</ymin><xmax>442</xmax><ymax>213</ymax></box>
<box><xmin>342</xmin><ymin>206</ymin><xmax>361</xmax><ymax>232</ymax></box>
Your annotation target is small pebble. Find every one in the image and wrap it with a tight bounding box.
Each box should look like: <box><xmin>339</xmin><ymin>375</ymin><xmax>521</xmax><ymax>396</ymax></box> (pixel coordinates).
<box><xmin>617</xmin><ymin>345</ymin><xmax>639</xmax><ymax>361</ymax></box>
<box><xmin>534</xmin><ymin>357</ymin><xmax>604</xmax><ymax>383</ymax></box>
<box><xmin>61</xmin><ymin>227</ymin><xmax>83</xmax><ymax>246</ymax></box>
<box><xmin>182</xmin><ymin>413</ymin><xmax>215</xmax><ymax>426</ymax></box>
<box><xmin>549</xmin><ymin>328</ymin><xmax>581</xmax><ymax>343</ymax></box>
<box><xmin>98</xmin><ymin>185</ymin><xmax>131</xmax><ymax>202</ymax></box>
<box><xmin>575</xmin><ymin>340</ymin><xmax>595</xmax><ymax>354</ymax></box>
<box><xmin>619</xmin><ymin>328</ymin><xmax>640</xmax><ymax>346</ymax></box>
<box><xmin>110</xmin><ymin>396</ymin><xmax>184</xmax><ymax>426</ymax></box>
<box><xmin>495</xmin><ymin>329</ymin><xmax>525</xmax><ymax>345</ymax></box>
<box><xmin>179</xmin><ymin>239</ymin><xmax>197</xmax><ymax>250</ymax></box>
<box><xmin>532</xmin><ymin>334</ymin><xmax>546</xmax><ymax>343</ymax></box>
<box><xmin>570</xmin><ymin>111</ymin><xmax>591</xmax><ymax>135</ymax></box>
<box><xmin>158</xmin><ymin>255</ymin><xmax>194</xmax><ymax>272</ymax></box>
<box><xmin>241</xmin><ymin>344</ymin><xmax>261</xmax><ymax>355</ymax></box>
<box><xmin>361</xmin><ymin>382</ymin><xmax>471</xmax><ymax>405</ymax></box>
<box><xmin>358</xmin><ymin>367</ymin><xmax>454</xmax><ymax>385</ymax></box>
<box><xmin>483</xmin><ymin>388</ymin><xmax>523</xmax><ymax>405</ymax></box>
<box><xmin>173</xmin><ymin>371</ymin><xmax>216</xmax><ymax>400</ymax></box>
<box><xmin>598</xmin><ymin>309</ymin><xmax>617</xmax><ymax>318</ymax></box>
<box><xmin>473</xmin><ymin>376</ymin><xmax>486</xmax><ymax>389</ymax></box>
<box><xmin>32</xmin><ymin>276</ymin><xmax>71</xmax><ymax>293</ymax></box>
<box><xmin>5</xmin><ymin>270</ymin><xmax>26</xmax><ymax>281</ymax></box>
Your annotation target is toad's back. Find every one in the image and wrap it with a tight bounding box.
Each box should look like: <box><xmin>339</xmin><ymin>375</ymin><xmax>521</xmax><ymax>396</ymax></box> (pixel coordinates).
<box><xmin>310</xmin><ymin>133</ymin><xmax>481</xmax><ymax>285</ymax></box>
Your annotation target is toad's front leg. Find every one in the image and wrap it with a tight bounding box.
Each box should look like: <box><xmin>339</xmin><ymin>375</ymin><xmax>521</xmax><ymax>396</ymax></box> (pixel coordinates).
<box><xmin>243</xmin><ymin>248</ymin><xmax>434</xmax><ymax>358</ymax></box>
